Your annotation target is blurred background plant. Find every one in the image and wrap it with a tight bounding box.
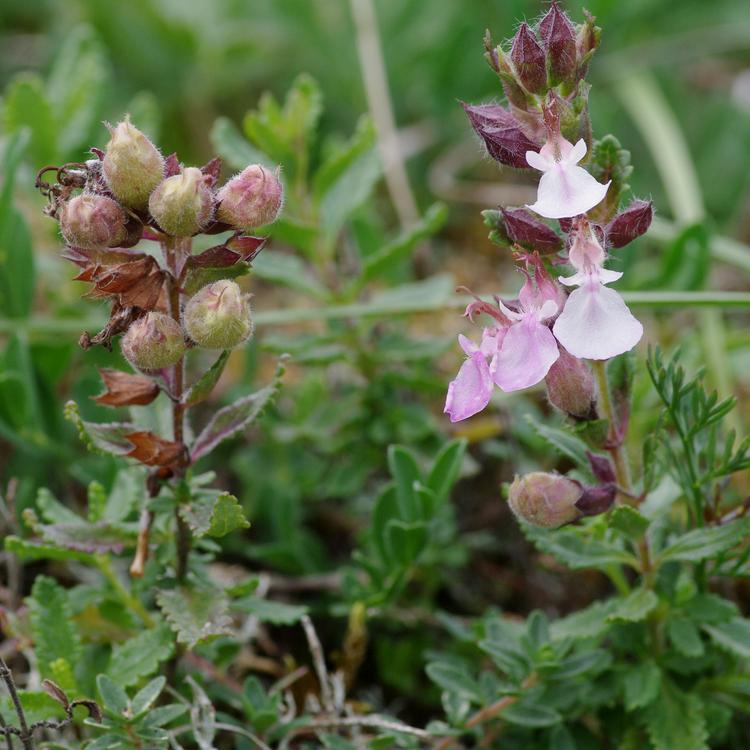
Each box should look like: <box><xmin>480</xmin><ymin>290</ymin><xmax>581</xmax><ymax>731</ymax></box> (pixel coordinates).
<box><xmin>0</xmin><ymin>0</ymin><xmax>750</xmax><ymax>748</ymax></box>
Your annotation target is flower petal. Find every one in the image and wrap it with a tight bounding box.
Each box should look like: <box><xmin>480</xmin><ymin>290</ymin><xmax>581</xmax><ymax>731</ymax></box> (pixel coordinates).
<box><xmin>527</xmin><ymin>164</ymin><xmax>610</xmax><ymax>219</ymax></box>
<box><xmin>553</xmin><ymin>282</ymin><xmax>643</xmax><ymax>360</ymax></box>
<box><xmin>564</xmin><ymin>138</ymin><xmax>587</xmax><ymax>166</ymax></box>
<box><xmin>526</xmin><ymin>149</ymin><xmax>553</xmax><ymax>171</ymax></box>
<box><xmin>493</xmin><ymin>317</ymin><xmax>560</xmax><ymax>392</ymax></box>
<box><xmin>444</xmin><ymin>351</ymin><xmax>494</xmax><ymax>422</ymax></box>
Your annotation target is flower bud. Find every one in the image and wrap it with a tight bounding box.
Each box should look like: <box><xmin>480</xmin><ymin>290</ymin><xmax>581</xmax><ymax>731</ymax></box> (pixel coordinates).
<box><xmin>120</xmin><ymin>312</ymin><xmax>186</xmax><ymax>370</ymax></box>
<box><xmin>501</xmin><ymin>207</ymin><xmax>562</xmax><ymax>254</ymax></box>
<box><xmin>103</xmin><ymin>119</ymin><xmax>165</xmax><ymax>210</ymax></box>
<box><xmin>60</xmin><ymin>194</ymin><xmax>127</xmax><ymax>249</ymax></box>
<box><xmin>184</xmin><ymin>280</ymin><xmax>253</xmax><ymax>350</ymax></box>
<box><xmin>606</xmin><ymin>200</ymin><xmax>653</xmax><ymax>249</ymax></box>
<box><xmin>461</xmin><ymin>102</ymin><xmax>540</xmax><ymax>168</ymax></box>
<box><xmin>148</xmin><ymin>167</ymin><xmax>214</xmax><ymax>237</ymax></box>
<box><xmin>539</xmin><ymin>1</ymin><xmax>577</xmax><ymax>87</ymax></box>
<box><xmin>510</xmin><ymin>23</ymin><xmax>547</xmax><ymax>94</ymax></box>
<box><xmin>217</xmin><ymin>165</ymin><xmax>283</xmax><ymax>230</ymax></box>
<box><xmin>508</xmin><ymin>472</ymin><xmax>583</xmax><ymax>529</ymax></box>
<box><xmin>544</xmin><ymin>347</ymin><xmax>597</xmax><ymax>420</ymax></box>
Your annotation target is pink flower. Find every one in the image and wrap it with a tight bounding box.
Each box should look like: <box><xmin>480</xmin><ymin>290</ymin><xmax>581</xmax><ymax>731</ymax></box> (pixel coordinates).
<box><xmin>445</xmin><ymin>261</ymin><xmax>562</xmax><ymax>422</ymax></box>
<box><xmin>525</xmin><ymin>137</ymin><xmax>610</xmax><ymax>219</ymax></box>
<box><xmin>552</xmin><ymin>224</ymin><xmax>643</xmax><ymax>360</ymax></box>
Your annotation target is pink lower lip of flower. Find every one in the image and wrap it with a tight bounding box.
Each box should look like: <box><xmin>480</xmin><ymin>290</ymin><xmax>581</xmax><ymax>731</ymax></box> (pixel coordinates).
<box><xmin>444</xmin><ymin>349</ymin><xmax>493</xmax><ymax>422</ymax></box>
<box><xmin>553</xmin><ymin>275</ymin><xmax>643</xmax><ymax>360</ymax></box>
<box><xmin>493</xmin><ymin>314</ymin><xmax>560</xmax><ymax>392</ymax></box>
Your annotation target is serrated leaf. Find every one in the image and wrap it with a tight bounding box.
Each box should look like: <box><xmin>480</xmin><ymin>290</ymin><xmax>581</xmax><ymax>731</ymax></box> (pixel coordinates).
<box><xmin>156</xmin><ymin>586</ymin><xmax>232</xmax><ymax>649</ymax></box>
<box><xmin>609</xmin><ymin>505</ymin><xmax>649</xmax><ymax>541</ymax></box>
<box><xmin>27</xmin><ymin>576</ymin><xmax>81</xmax><ymax>678</ymax></box>
<box><xmin>64</xmin><ymin>400</ymin><xmax>136</xmax><ymax>456</ymax></box>
<box><xmin>179</xmin><ymin>492</ymin><xmax>249</xmax><ymax>538</ymax></box>
<box><xmin>232</xmin><ymin>595</ymin><xmax>308</xmax><ymax>625</ymax></box>
<box><xmin>644</xmin><ymin>682</ymin><xmax>708</xmax><ymax>750</ymax></box>
<box><xmin>191</xmin><ymin>358</ymin><xmax>285</xmax><ymax>460</ymax></box>
<box><xmin>5</xmin><ymin>535</ymin><xmax>95</xmax><ymax>564</ymax></box>
<box><xmin>624</xmin><ymin>660</ymin><xmax>661</xmax><ymax>711</ymax></box>
<box><xmin>185</xmin><ymin>351</ymin><xmax>231</xmax><ymax>406</ymax></box>
<box><xmin>107</xmin><ymin>626</ymin><xmax>174</xmax><ymax>688</ymax></box>
<box><xmin>704</xmin><ymin>618</ymin><xmax>750</xmax><ymax>659</ymax></box>
<box><xmin>659</xmin><ymin>519</ymin><xmax>750</xmax><ymax>563</ymax></box>
<box><xmin>39</xmin><ymin>521</ymin><xmax>135</xmax><ymax>554</ymax></box>
<box><xmin>524</xmin><ymin>525</ymin><xmax>637</xmax><ymax>570</ymax></box>
<box><xmin>682</xmin><ymin>593</ymin><xmax>737</xmax><ymax>624</ymax></box>
<box><xmin>36</xmin><ymin>487</ymin><xmax>81</xmax><ymax>524</ymax></box>
<box><xmin>667</xmin><ymin>615</ymin><xmax>704</xmax><ymax>657</ymax></box>
<box><xmin>606</xmin><ymin>588</ymin><xmax>659</xmax><ymax>623</ymax></box>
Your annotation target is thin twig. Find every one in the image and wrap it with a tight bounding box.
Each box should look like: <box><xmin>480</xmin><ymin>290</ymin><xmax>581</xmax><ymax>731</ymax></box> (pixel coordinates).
<box><xmin>0</xmin><ymin>660</ymin><xmax>32</xmax><ymax>750</ymax></box>
<box><xmin>301</xmin><ymin>615</ymin><xmax>334</xmax><ymax>714</ymax></box>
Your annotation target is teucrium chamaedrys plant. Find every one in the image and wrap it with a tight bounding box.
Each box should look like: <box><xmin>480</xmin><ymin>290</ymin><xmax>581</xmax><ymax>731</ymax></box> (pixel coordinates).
<box><xmin>431</xmin><ymin>3</ymin><xmax>750</xmax><ymax>749</ymax></box>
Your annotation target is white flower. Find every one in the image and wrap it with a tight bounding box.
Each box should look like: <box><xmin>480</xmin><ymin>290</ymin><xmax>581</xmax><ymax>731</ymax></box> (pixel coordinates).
<box><xmin>525</xmin><ymin>137</ymin><xmax>610</xmax><ymax>219</ymax></box>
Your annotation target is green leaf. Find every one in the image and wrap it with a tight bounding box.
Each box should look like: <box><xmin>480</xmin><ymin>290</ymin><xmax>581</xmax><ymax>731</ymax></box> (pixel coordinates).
<box><xmin>524</xmin><ymin>525</ymin><xmax>637</xmax><ymax>570</ymax></box>
<box><xmin>1</xmin><ymin>691</ymin><xmax>66</xmax><ymax>727</ymax></box>
<box><xmin>606</xmin><ymin>588</ymin><xmax>659</xmax><ymax>623</ymax></box>
<box><xmin>210</xmin><ymin>116</ymin><xmax>270</xmax><ymax>170</ymax></box>
<box><xmin>190</xmin><ymin>358</ymin><xmax>285</xmax><ymax>460</ymax></box>
<box><xmin>425</xmin><ymin>662</ymin><xmax>481</xmax><ymax>702</ymax></box>
<box><xmin>179</xmin><ymin>492</ymin><xmax>250</xmax><ymax>538</ymax></box>
<box><xmin>185</xmin><ymin>351</ymin><xmax>231</xmax><ymax>406</ymax></box>
<box><xmin>314</xmin><ymin>116</ymin><xmax>375</xmax><ymax>198</ymax></box>
<box><xmin>682</xmin><ymin>593</ymin><xmax>737</xmax><ymax>624</ymax></box>
<box><xmin>659</xmin><ymin>519</ymin><xmax>750</xmax><ymax>563</ymax></box>
<box><xmin>156</xmin><ymin>586</ymin><xmax>232</xmax><ymax>649</ymax></box>
<box><xmin>358</xmin><ymin>203</ymin><xmax>448</xmax><ymax>287</ymax></box>
<box><xmin>3</xmin><ymin>73</ymin><xmax>57</xmax><ymax>164</ymax></box>
<box><xmin>609</xmin><ymin>505</ymin><xmax>649</xmax><ymax>541</ymax></box>
<box><xmin>232</xmin><ymin>595</ymin><xmax>308</xmax><ymax>625</ymax></box>
<box><xmin>426</xmin><ymin>439</ymin><xmax>466</xmax><ymax>505</ymax></box>
<box><xmin>525</xmin><ymin>417</ymin><xmax>592</xmax><ymax>473</ymax></box>
<box><xmin>97</xmin><ymin>674</ymin><xmax>128</xmax><ymax>716</ymax></box>
<box><xmin>624</xmin><ymin>660</ymin><xmax>661</xmax><ymax>711</ymax></box>
<box><xmin>644</xmin><ymin>682</ymin><xmax>708</xmax><ymax>750</ymax></box>
<box><xmin>47</xmin><ymin>26</ymin><xmax>109</xmax><ymax>156</ymax></box>
<box><xmin>107</xmin><ymin>626</ymin><xmax>174</xmax><ymax>688</ymax></box>
<box><xmin>36</xmin><ymin>487</ymin><xmax>81</xmax><ymax>525</ymax></box>
<box><xmin>27</xmin><ymin>576</ymin><xmax>81</xmax><ymax>678</ymax></box>
<box><xmin>667</xmin><ymin>615</ymin><xmax>704</xmax><ymax>657</ymax></box>
<box><xmin>64</xmin><ymin>400</ymin><xmax>136</xmax><ymax>456</ymax></box>
<box><xmin>651</xmin><ymin>223</ymin><xmax>710</xmax><ymax>292</ymax></box>
<box><xmin>5</xmin><ymin>535</ymin><xmax>94</xmax><ymax>564</ymax></box>
<box><xmin>503</xmin><ymin>700</ymin><xmax>561</xmax><ymax>728</ymax></box>
<box><xmin>131</xmin><ymin>677</ymin><xmax>166</xmax><ymax>716</ymax></box>
<box><xmin>251</xmin><ymin>252</ymin><xmax>327</xmax><ymax>299</ymax></box>
<box><xmin>386</xmin><ymin>519</ymin><xmax>428</xmax><ymax>565</ymax></box>
<box><xmin>0</xmin><ymin>130</ymin><xmax>35</xmax><ymax>319</ymax></box>
<box><xmin>704</xmin><ymin>618</ymin><xmax>750</xmax><ymax>659</ymax></box>
<box><xmin>550</xmin><ymin>599</ymin><xmax>617</xmax><ymax>641</ymax></box>
<box><xmin>388</xmin><ymin>445</ymin><xmax>421</xmax><ymax>521</ymax></box>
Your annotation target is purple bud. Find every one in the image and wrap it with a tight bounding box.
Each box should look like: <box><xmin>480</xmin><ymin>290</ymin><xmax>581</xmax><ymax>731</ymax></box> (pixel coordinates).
<box><xmin>149</xmin><ymin>167</ymin><xmax>215</xmax><ymax>237</ymax></box>
<box><xmin>103</xmin><ymin>119</ymin><xmax>165</xmax><ymax>210</ymax></box>
<box><xmin>606</xmin><ymin>200</ymin><xmax>653</xmax><ymax>248</ymax></box>
<box><xmin>60</xmin><ymin>194</ymin><xmax>127</xmax><ymax>250</ymax></box>
<box><xmin>510</xmin><ymin>23</ymin><xmax>547</xmax><ymax>94</ymax></box>
<box><xmin>586</xmin><ymin>451</ymin><xmax>616</xmax><ymax>484</ymax></box>
<box><xmin>217</xmin><ymin>165</ymin><xmax>283</xmax><ymax>231</ymax></box>
<box><xmin>501</xmin><ymin>207</ymin><xmax>562</xmax><ymax>254</ymax></box>
<box><xmin>121</xmin><ymin>312</ymin><xmax>186</xmax><ymax>370</ymax></box>
<box><xmin>462</xmin><ymin>102</ymin><xmax>540</xmax><ymax>168</ymax></box>
<box><xmin>575</xmin><ymin>483</ymin><xmax>616</xmax><ymax>517</ymax></box>
<box><xmin>508</xmin><ymin>472</ymin><xmax>583</xmax><ymax>529</ymax></box>
<box><xmin>544</xmin><ymin>347</ymin><xmax>597</xmax><ymax>420</ymax></box>
<box><xmin>539</xmin><ymin>1</ymin><xmax>577</xmax><ymax>87</ymax></box>
<box><xmin>184</xmin><ymin>280</ymin><xmax>253</xmax><ymax>350</ymax></box>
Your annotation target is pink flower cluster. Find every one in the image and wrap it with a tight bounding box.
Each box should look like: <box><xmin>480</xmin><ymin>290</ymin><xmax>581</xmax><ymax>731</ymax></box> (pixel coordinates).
<box><xmin>445</xmin><ymin>131</ymin><xmax>647</xmax><ymax>423</ymax></box>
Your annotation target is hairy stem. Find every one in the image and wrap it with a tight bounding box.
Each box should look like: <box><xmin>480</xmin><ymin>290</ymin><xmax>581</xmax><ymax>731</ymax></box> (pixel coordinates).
<box><xmin>163</xmin><ymin>237</ymin><xmax>191</xmax><ymax>582</ymax></box>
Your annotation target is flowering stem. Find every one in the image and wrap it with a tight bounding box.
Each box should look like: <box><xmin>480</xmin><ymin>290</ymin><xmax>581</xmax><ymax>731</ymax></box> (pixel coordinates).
<box><xmin>163</xmin><ymin>237</ymin><xmax>191</xmax><ymax>582</ymax></box>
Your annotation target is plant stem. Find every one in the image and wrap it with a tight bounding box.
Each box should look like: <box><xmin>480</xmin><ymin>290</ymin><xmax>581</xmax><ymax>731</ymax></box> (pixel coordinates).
<box><xmin>163</xmin><ymin>237</ymin><xmax>191</xmax><ymax>582</ymax></box>
<box><xmin>0</xmin><ymin>659</ymin><xmax>31</xmax><ymax>750</ymax></box>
